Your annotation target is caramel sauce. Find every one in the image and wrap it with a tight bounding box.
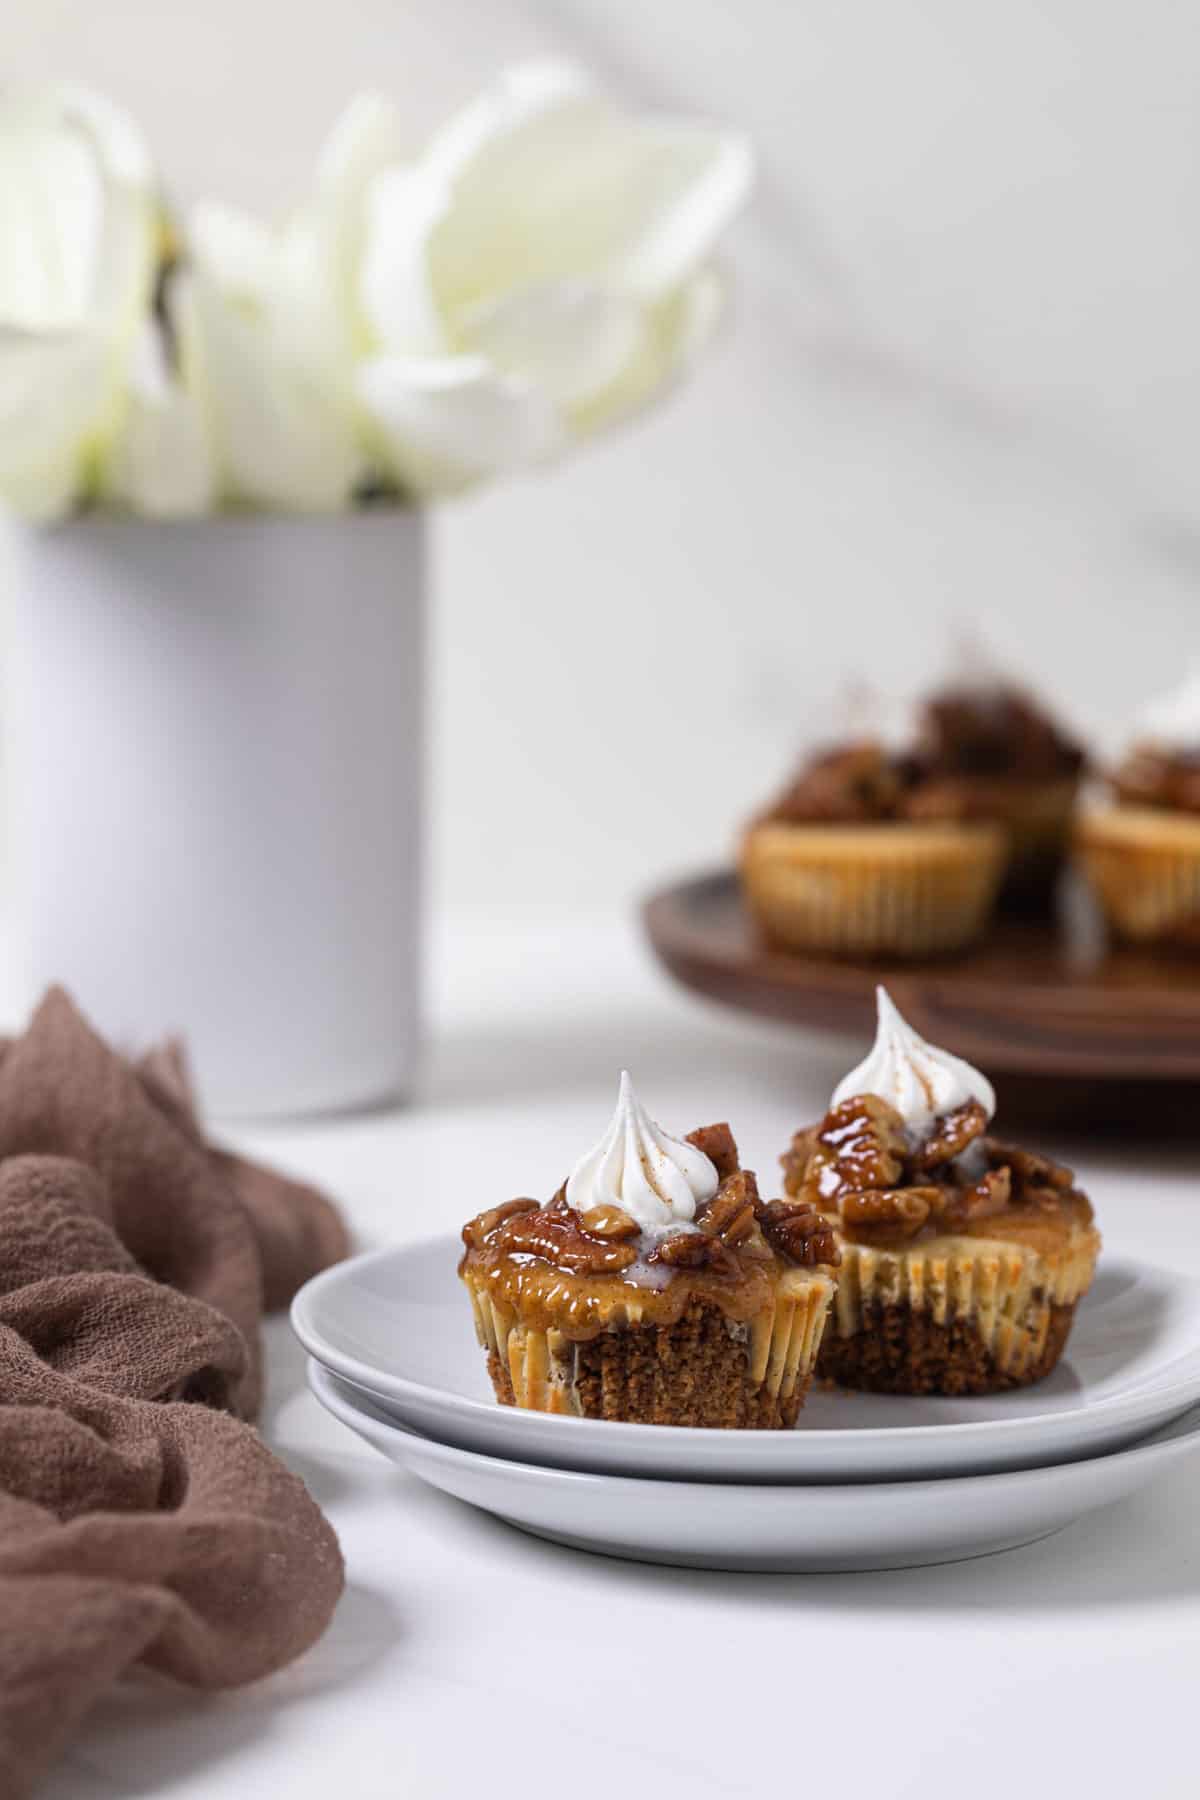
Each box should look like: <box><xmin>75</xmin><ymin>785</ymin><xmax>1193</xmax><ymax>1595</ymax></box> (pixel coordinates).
<box><xmin>460</xmin><ymin>1140</ymin><xmax>835</xmax><ymax>1342</ymax></box>
<box><xmin>459</xmin><ymin>1239</ymin><xmax>782</xmax><ymax>1341</ymax></box>
<box><xmin>831</xmin><ymin>1193</ymin><xmax>1094</xmax><ymax>1255</ymax></box>
<box><xmin>786</xmin><ymin>1091</ymin><xmax>1096</xmax><ymax>1255</ymax></box>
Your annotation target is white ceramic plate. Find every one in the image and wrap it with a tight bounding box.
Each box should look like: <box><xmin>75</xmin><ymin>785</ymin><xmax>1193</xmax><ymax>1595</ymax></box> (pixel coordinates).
<box><xmin>308</xmin><ymin>1358</ymin><xmax>1200</xmax><ymax>1572</ymax></box>
<box><xmin>292</xmin><ymin>1237</ymin><xmax>1200</xmax><ymax>1483</ymax></box>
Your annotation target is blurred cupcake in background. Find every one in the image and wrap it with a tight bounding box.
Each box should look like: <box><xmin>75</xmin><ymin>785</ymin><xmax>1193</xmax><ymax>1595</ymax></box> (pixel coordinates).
<box><xmin>740</xmin><ymin>660</ymin><xmax>1084</xmax><ymax>958</ymax></box>
<box><xmin>1076</xmin><ymin>668</ymin><xmax>1200</xmax><ymax>948</ymax></box>
<box><xmin>740</xmin><ymin>746</ymin><xmax>1006</xmax><ymax>959</ymax></box>
<box><xmin>739</xmin><ymin>689</ymin><xmax>1008</xmax><ymax>957</ymax></box>
<box><xmin>909</xmin><ymin>680</ymin><xmax>1086</xmax><ymax>910</ymax></box>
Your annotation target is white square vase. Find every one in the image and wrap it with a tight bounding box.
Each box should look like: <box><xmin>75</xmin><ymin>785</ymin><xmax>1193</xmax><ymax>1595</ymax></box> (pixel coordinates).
<box><xmin>6</xmin><ymin>508</ymin><xmax>425</xmax><ymax>1117</ymax></box>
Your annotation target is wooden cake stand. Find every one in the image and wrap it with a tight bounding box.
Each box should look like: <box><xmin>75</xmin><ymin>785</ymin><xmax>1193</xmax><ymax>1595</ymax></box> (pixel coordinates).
<box><xmin>643</xmin><ymin>868</ymin><xmax>1200</xmax><ymax>1136</ymax></box>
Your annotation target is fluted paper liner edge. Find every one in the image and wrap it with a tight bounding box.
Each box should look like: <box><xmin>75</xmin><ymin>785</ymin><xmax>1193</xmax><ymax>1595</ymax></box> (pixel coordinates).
<box><xmin>828</xmin><ymin>1228</ymin><xmax>1100</xmax><ymax>1380</ymax></box>
<box><xmin>462</xmin><ymin>1265</ymin><xmax>835</xmax><ymax>1418</ymax></box>
<box><xmin>741</xmin><ymin>822</ymin><xmax>1006</xmax><ymax>956</ymax></box>
<box><xmin>1077</xmin><ymin>806</ymin><xmax>1200</xmax><ymax>943</ymax></box>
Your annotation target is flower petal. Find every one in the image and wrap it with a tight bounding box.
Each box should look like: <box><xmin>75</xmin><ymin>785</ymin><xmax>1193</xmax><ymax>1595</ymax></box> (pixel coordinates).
<box><xmin>315</xmin><ymin>91</ymin><xmax>409</xmax><ymax>209</ymax></box>
<box><xmin>421</xmin><ymin>60</ymin><xmax>753</xmax><ymax>323</ymax></box>
<box><xmin>183</xmin><ymin>202</ymin><xmax>363</xmax><ymax>512</ymax></box>
<box><xmin>572</xmin><ymin>265</ymin><xmax>727</xmax><ymax>436</ymax></box>
<box><xmin>102</xmin><ymin>318</ymin><xmax>215</xmax><ymax>518</ymax></box>
<box><xmin>0</xmin><ymin>84</ymin><xmax>156</xmax><ymax>332</ymax></box>
<box><xmin>357</xmin><ymin>353</ymin><xmax>562</xmax><ymax>496</ymax></box>
<box><xmin>0</xmin><ymin>85</ymin><xmax>157</xmax><ymax>515</ymax></box>
<box><xmin>0</xmin><ymin>98</ymin><xmax>104</xmax><ymax>331</ymax></box>
<box><xmin>183</xmin><ymin>269</ymin><xmax>362</xmax><ymax>513</ymax></box>
<box><xmin>188</xmin><ymin>202</ymin><xmax>278</xmax><ymax>302</ymax></box>
<box><xmin>0</xmin><ymin>326</ymin><xmax>113</xmax><ymax>518</ymax></box>
<box><xmin>312</xmin><ymin>92</ymin><xmax>414</xmax><ymax>358</ymax></box>
<box><xmin>49</xmin><ymin>81</ymin><xmax>155</xmax><ymax>189</ymax></box>
<box><xmin>612</xmin><ymin>127</ymin><xmax>753</xmax><ymax>302</ymax></box>
<box><xmin>424</xmin><ymin>60</ymin><xmax>592</xmax><ymax>189</ymax></box>
<box><xmin>461</xmin><ymin>279</ymin><xmax>644</xmax><ymax>413</ymax></box>
<box><xmin>359</xmin><ymin>165</ymin><xmax>450</xmax><ymax>356</ymax></box>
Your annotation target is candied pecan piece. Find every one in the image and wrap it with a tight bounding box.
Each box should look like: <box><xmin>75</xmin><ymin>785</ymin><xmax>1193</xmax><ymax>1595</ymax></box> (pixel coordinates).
<box><xmin>839</xmin><ymin>1187</ymin><xmax>935</xmax><ymax>1237</ymax></box>
<box><xmin>803</xmin><ymin>1094</ymin><xmax>908</xmax><ymax>1203</ymax></box>
<box><xmin>756</xmin><ymin>1199</ymin><xmax>839</xmax><ymax>1268</ymax></box>
<box><xmin>461</xmin><ymin>1198</ymin><xmax>539</xmax><ymax>1249</ymax></box>
<box><xmin>685</xmin><ymin>1121</ymin><xmax>739</xmax><ymax>1182</ymax></box>
<box><xmin>780</xmin><ymin>1125</ymin><xmax>820</xmax><ymax>1198</ymax></box>
<box><xmin>696</xmin><ymin>1168</ymin><xmax>760</xmax><ymax>1246</ymax></box>
<box><xmin>984</xmin><ymin>1139</ymin><xmax>1074</xmax><ymax>1194</ymax></box>
<box><xmin>578</xmin><ymin>1203</ymin><xmax>640</xmax><ymax>1241</ymax></box>
<box><xmin>1024</xmin><ymin>1184</ymin><xmax>1076</xmax><ymax>1214</ymax></box>
<box><xmin>1112</xmin><ymin>746</ymin><xmax>1200</xmax><ymax>815</ymax></box>
<box><xmin>649</xmin><ymin>1230</ymin><xmax>737</xmax><ymax>1275</ymax></box>
<box><xmin>497</xmin><ymin>1204</ymin><xmax>638</xmax><ymax>1275</ymax></box>
<box><xmin>937</xmin><ymin>1166</ymin><xmax>1012</xmax><ymax>1228</ymax></box>
<box><xmin>911</xmin><ymin>1101</ymin><xmax>988</xmax><ymax>1172</ymax></box>
<box><xmin>767</xmin><ymin>743</ymin><xmax>907</xmax><ymax>824</ymax></box>
<box><xmin>918</xmin><ymin>685</ymin><xmax>1083</xmax><ymax>782</ymax></box>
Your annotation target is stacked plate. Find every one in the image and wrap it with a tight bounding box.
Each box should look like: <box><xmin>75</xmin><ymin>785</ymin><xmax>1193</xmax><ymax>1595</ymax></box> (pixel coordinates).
<box><xmin>293</xmin><ymin>1236</ymin><xmax>1200</xmax><ymax>1571</ymax></box>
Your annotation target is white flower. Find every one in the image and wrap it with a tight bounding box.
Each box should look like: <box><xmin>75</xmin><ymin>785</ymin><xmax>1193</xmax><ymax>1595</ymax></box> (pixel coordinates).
<box><xmin>179</xmin><ymin>203</ymin><xmax>364</xmax><ymax>513</ymax></box>
<box><xmin>1</xmin><ymin>67</ymin><xmax>751</xmax><ymax>518</ymax></box>
<box><xmin>102</xmin><ymin>310</ymin><xmax>215</xmax><ymax>518</ymax></box>
<box><xmin>0</xmin><ymin>84</ymin><xmax>158</xmax><ymax>518</ymax></box>
<box><xmin>314</xmin><ymin>62</ymin><xmax>753</xmax><ymax>496</ymax></box>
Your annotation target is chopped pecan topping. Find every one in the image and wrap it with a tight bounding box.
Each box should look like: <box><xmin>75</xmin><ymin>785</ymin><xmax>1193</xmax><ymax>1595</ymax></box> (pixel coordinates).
<box><xmin>685</xmin><ymin>1122</ymin><xmax>740</xmax><ymax>1182</ymax></box>
<box><xmin>839</xmin><ymin>1188</ymin><xmax>936</xmax><ymax>1237</ymax></box>
<box><xmin>756</xmin><ymin>1199</ymin><xmax>840</xmax><ymax>1267</ymax></box>
<box><xmin>801</xmin><ymin>1094</ymin><xmax>908</xmax><ymax>1205</ymax></box>
<box><xmin>461</xmin><ymin>1198</ymin><xmax>539</xmax><ymax>1250</ymax></box>
<box><xmin>984</xmin><ymin>1140</ymin><xmax>1074</xmax><ymax>1193</ymax></box>
<box><xmin>758</xmin><ymin>687</ymin><xmax>1082</xmax><ymax>833</ymax></box>
<box><xmin>649</xmin><ymin>1230</ymin><xmax>737</xmax><ymax>1274</ymax></box>
<box><xmin>1111</xmin><ymin>744</ymin><xmax>1200</xmax><ymax>816</ymax></box>
<box><xmin>782</xmin><ymin>1086</ymin><xmax>1086</xmax><ymax>1244</ymax></box>
<box><xmin>910</xmin><ymin>1100</ymin><xmax>988</xmax><ymax>1171</ymax></box>
<box><xmin>578</xmin><ymin>1203</ymin><xmax>640</xmax><ymax>1241</ymax></box>
<box><xmin>780</xmin><ymin>1125</ymin><xmax>820</xmax><ymax>1198</ymax></box>
<box><xmin>764</xmin><ymin>743</ymin><xmax>908</xmax><ymax>825</ymax></box>
<box><xmin>917</xmin><ymin>685</ymin><xmax>1085</xmax><ymax>783</ymax></box>
<box><xmin>472</xmin><ymin>1197</ymin><xmax>638</xmax><ymax>1275</ymax></box>
<box><xmin>938</xmin><ymin>1166</ymin><xmax>1012</xmax><ymax>1229</ymax></box>
<box><xmin>696</xmin><ymin>1168</ymin><xmax>760</xmax><ymax>1247</ymax></box>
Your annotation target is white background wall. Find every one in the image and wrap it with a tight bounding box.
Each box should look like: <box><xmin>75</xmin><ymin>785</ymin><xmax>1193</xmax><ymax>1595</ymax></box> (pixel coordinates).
<box><xmin>13</xmin><ymin>2</ymin><xmax>1200</xmax><ymax>919</ymax></box>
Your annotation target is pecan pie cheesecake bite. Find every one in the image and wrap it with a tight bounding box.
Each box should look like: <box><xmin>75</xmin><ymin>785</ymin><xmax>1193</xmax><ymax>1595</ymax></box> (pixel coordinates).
<box><xmin>782</xmin><ymin>988</ymin><xmax>1100</xmax><ymax>1395</ymax></box>
<box><xmin>913</xmin><ymin>681</ymin><xmax>1086</xmax><ymax>908</ymax></box>
<box><xmin>1076</xmin><ymin>671</ymin><xmax>1200</xmax><ymax>947</ymax></box>
<box><xmin>740</xmin><ymin>739</ymin><xmax>1007</xmax><ymax>958</ymax></box>
<box><xmin>459</xmin><ymin>1073</ymin><xmax>839</xmax><ymax>1429</ymax></box>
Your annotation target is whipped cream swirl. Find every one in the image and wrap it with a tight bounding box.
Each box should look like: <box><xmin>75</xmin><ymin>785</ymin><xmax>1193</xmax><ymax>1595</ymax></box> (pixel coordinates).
<box><xmin>1133</xmin><ymin>667</ymin><xmax>1200</xmax><ymax>753</ymax></box>
<box><xmin>831</xmin><ymin>986</ymin><xmax>995</xmax><ymax>1137</ymax></box>
<box><xmin>565</xmin><ymin>1071</ymin><xmax>719</xmax><ymax>1230</ymax></box>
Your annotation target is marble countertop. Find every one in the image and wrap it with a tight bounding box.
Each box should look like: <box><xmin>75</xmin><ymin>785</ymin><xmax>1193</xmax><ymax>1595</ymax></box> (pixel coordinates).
<box><xmin>43</xmin><ymin>915</ymin><xmax>1200</xmax><ymax>1800</ymax></box>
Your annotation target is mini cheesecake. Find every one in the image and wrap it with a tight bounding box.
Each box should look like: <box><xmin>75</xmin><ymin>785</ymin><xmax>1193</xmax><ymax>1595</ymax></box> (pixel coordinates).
<box><xmin>740</xmin><ymin>743</ymin><xmax>1006</xmax><ymax>958</ymax></box>
<box><xmin>781</xmin><ymin>988</ymin><xmax>1100</xmax><ymax>1396</ymax></box>
<box><xmin>1076</xmin><ymin>671</ymin><xmax>1200</xmax><ymax>948</ymax></box>
<box><xmin>912</xmin><ymin>681</ymin><xmax>1085</xmax><ymax>909</ymax></box>
<box><xmin>460</xmin><ymin>1074</ymin><xmax>839</xmax><ymax>1429</ymax></box>
<box><xmin>740</xmin><ymin>682</ymin><xmax>1084</xmax><ymax>957</ymax></box>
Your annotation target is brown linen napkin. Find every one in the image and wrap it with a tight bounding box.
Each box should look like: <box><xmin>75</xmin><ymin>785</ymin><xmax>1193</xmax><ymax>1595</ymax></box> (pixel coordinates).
<box><xmin>0</xmin><ymin>989</ymin><xmax>351</xmax><ymax>1799</ymax></box>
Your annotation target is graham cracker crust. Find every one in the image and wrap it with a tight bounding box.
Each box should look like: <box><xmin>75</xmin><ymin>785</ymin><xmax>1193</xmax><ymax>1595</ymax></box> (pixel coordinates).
<box><xmin>486</xmin><ymin>1300</ymin><xmax>807</xmax><ymax>1429</ymax></box>
<box><xmin>817</xmin><ymin>1300</ymin><xmax>1077</xmax><ymax>1396</ymax></box>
